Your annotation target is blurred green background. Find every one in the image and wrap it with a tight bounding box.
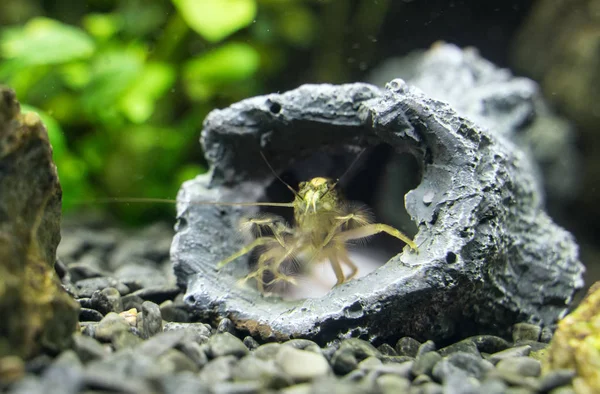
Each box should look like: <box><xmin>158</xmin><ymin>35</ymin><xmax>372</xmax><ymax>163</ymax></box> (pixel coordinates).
<box><xmin>0</xmin><ymin>0</ymin><xmax>533</xmax><ymax>224</ymax></box>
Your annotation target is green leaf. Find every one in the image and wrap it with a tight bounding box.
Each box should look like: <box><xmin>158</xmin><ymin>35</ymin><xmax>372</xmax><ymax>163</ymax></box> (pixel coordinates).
<box><xmin>0</xmin><ymin>17</ymin><xmax>95</xmax><ymax>65</ymax></box>
<box><xmin>82</xmin><ymin>13</ymin><xmax>121</xmax><ymax>40</ymax></box>
<box><xmin>172</xmin><ymin>0</ymin><xmax>257</xmax><ymax>42</ymax></box>
<box><xmin>183</xmin><ymin>42</ymin><xmax>259</xmax><ymax>100</ymax></box>
<box><xmin>120</xmin><ymin>62</ymin><xmax>176</xmax><ymax>123</ymax></box>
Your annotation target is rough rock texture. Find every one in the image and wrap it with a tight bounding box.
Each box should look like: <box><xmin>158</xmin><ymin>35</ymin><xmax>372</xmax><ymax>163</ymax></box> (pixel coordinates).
<box><xmin>172</xmin><ymin>80</ymin><xmax>584</xmax><ymax>344</ymax></box>
<box><xmin>0</xmin><ymin>87</ymin><xmax>79</xmax><ymax>359</ymax></box>
<box><xmin>546</xmin><ymin>281</ymin><xmax>600</xmax><ymax>393</ymax></box>
<box><xmin>368</xmin><ymin>43</ymin><xmax>580</xmax><ymax>204</ymax></box>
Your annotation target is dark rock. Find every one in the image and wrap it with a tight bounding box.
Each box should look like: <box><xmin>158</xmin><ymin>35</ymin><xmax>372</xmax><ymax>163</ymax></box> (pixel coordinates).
<box><xmin>158</xmin><ymin>372</ymin><xmax>209</xmax><ymax>394</ymax></box>
<box><xmin>512</xmin><ymin>323</ymin><xmax>541</xmax><ymax>342</ymax></box>
<box><xmin>377</xmin><ymin>343</ymin><xmax>397</xmax><ymax>356</ymax></box>
<box><xmin>113</xmin><ymin>263</ymin><xmax>169</xmax><ymax>289</ymax></box>
<box><xmin>496</xmin><ymin>357</ymin><xmax>541</xmax><ymax>377</ymax></box>
<box><xmin>217</xmin><ymin>317</ymin><xmax>235</xmax><ymax>334</ymax></box>
<box><xmin>198</xmin><ymin>355</ymin><xmax>238</xmax><ymax>383</ymax></box>
<box><xmin>75</xmin><ymin>277</ymin><xmax>123</xmax><ymax>298</ymax></box>
<box><xmin>159</xmin><ymin>300</ymin><xmax>190</xmax><ymax>322</ymax></box>
<box><xmin>411</xmin><ymin>351</ymin><xmax>442</xmax><ymax>377</ymax></box>
<box><xmin>77</xmin><ymin>298</ymin><xmax>92</xmax><ymax>308</ymax></box>
<box><xmin>90</xmin><ymin>287</ymin><xmax>122</xmax><ymax>315</ymax></box>
<box><xmin>0</xmin><ymin>87</ymin><xmax>79</xmax><ymax>358</ymax></box>
<box><xmin>121</xmin><ymin>294</ymin><xmax>144</xmax><ymax>311</ymax></box>
<box><xmin>173</xmin><ymin>80</ymin><xmax>583</xmax><ymax>344</ymax></box>
<box><xmin>243</xmin><ymin>336</ymin><xmax>260</xmax><ymax>350</ymax></box>
<box><xmin>206</xmin><ymin>332</ymin><xmax>249</xmax><ymax>359</ymax></box>
<box><xmin>432</xmin><ymin>352</ymin><xmax>493</xmax><ymax>381</ymax></box>
<box><xmin>79</xmin><ymin>308</ymin><xmax>104</xmax><ymax>322</ymax></box>
<box><xmin>466</xmin><ymin>335</ymin><xmax>511</xmax><ymax>354</ymax></box>
<box><xmin>438</xmin><ymin>339</ymin><xmax>480</xmax><ymax>358</ymax></box>
<box><xmin>129</xmin><ymin>285</ymin><xmax>180</xmax><ymax>304</ymax></box>
<box><xmin>395</xmin><ymin>337</ymin><xmax>421</xmax><ymax>357</ymax></box>
<box><xmin>140</xmin><ymin>301</ymin><xmax>162</xmax><ymax>338</ymax></box>
<box><xmin>177</xmin><ymin>341</ymin><xmax>208</xmax><ymax>368</ymax></box>
<box><xmin>331</xmin><ymin>339</ymin><xmax>380</xmax><ymax>375</ymax></box>
<box><xmin>68</xmin><ymin>263</ymin><xmax>106</xmax><ymax>283</ymax></box>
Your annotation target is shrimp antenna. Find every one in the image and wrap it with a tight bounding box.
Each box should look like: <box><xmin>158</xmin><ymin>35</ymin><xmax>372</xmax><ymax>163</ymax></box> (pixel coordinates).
<box><xmin>260</xmin><ymin>151</ymin><xmax>299</xmax><ymax>197</ymax></box>
<box><xmin>323</xmin><ymin>147</ymin><xmax>367</xmax><ymax>197</ymax></box>
<box><xmin>78</xmin><ymin>197</ymin><xmax>295</xmax><ymax>208</ymax></box>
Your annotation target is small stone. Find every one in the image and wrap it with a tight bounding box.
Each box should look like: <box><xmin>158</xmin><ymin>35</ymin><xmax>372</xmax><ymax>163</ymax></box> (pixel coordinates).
<box><xmin>212</xmin><ymin>381</ymin><xmax>262</xmax><ymax>394</ymax></box>
<box><xmin>419</xmin><ymin>382</ymin><xmax>444</xmax><ymax>394</ymax></box>
<box><xmin>433</xmin><ymin>353</ymin><xmax>493</xmax><ymax>381</ymax></box>
<box><xmin>487</xmin><ymin>369</ymin><xmax>541</xmax><ymax>391</ymax></box>
<box><xmin>130</xmin><ymin>285</ymin><xmax>180</xmax><ymax>304</ymax></box>
<box><xmin>381</xmin><ymin>355</ymin><xmax>414</xmax><ymax>364</ymax></box>
<box><xmin>243</xmin><ymin>336</ymin><xmax>260</xmax><ymax>350</ymax></box>
<box><xmin>79</xmin><ymin>308</ymin><xmax>104</xmax><ymax>322</ymax></box>
<box><xmin>159</xmin><ymin>300</ymin><xmax>190</xmax><ymax>322</ymax></box>
<box><xmin>233</xmin><ymin>355</ymin><xmax>291</xmax><ymax>389</ymax></box>
<box><xmin>207</xmin><ymin>332</ymin><xmax>249</xmax><ymax>358</ymax></box>
<box><xmin>358</xmin><ymin>356</ymin><xmax>382</xmax><ymax>369</ymax></box>
<box><xmin>487</xmin><ymin>345</ymin><xmax>532</xmax><ymax>364</ymax></box>
<box><xmin>331</xmin><ymin>338</ymin><xmax>380</xmax><ymax>374</ymax></box>
<box><xmin>253</xmin><ymin>343</ymin><xmax>282</xmax><ymax>360</ymax></box>
<box><xmin>416</xmin><ymin>340</ymin><xmax>437</xmax><ymax>356</ymax></box>
<box><xmin>90</xmin><ymin>287</ymin><xmax>123</xmax><ymax>315</ymax></box>
<box><xmin>438</xmin><ymin>339</ymin><xmax>481</xmax><ymax>357</ymax></box>
<box><xmin>178</xmin><ymin>341</ymin><xmax>208</xmax><ymax>368</ymax></box>
<box><xmin>111</xmin><ymin>330</ymin><xmax>143</xmax><ymax>350</ymax></box>
<box><xmin>395</xmin><ymin>337</ymin><xmax>421</xmax><ymax>357</ymax></box>
<box><xmin>80</xmin><ymin>322</ymin><xmax>97</xmax><ymax>338</ymax></box>
<box><xmin>496</xmin><ymin>357</ymin><xmax>541</xmax><ymax>377</ymax></box>
<box><xmin>0</xmin><ymin>356</ymin><xmax>25</xmax><ymax>384</ymax></box>
<box><xmin>277</xmin><ymin>347</ymin><xmax>331</xmax><ymax>381</ymax></box>
<box><xmin>376</xmin><ymin>374</ymin><xmax>410</xmax><ymax>394</ymax></box>
<box><xmin>39</xmin><ymin>350</ymin><xmax>84</xmax><ymax>394</ymax></box>
<box><xmin>512</xmin><ymin>323</ymin><xmax>542</xmax><ymax>342</ymax></box>
<box><xmin>158</xmin><ymin>372</ymin><xmax>209</xmax><ymax>394</ymax></box>
<box><xmin>141</xmin><ymin>301</ymin><xmax>163</xmax><ymax>338</ymax></box>
<box><xmin>68</xmin><ymin>263</ymin><xmax>105</xmax><ymax>282</ymax></box>
<box><xmin>217</xmin><ymin>317</ymin><xmax>235</xmax><ymax>334</ymax></box>
<box><xmin>121</xmin><ymin>294</ymin><xmax>144</xmax><ymax>311</ymax></box>
<box><xmin>377</xmin><ymin>343</ymin><xmax>397</xmax><ymax>356</ymax></box>
<box><xmin>540</xmin><ymin>326</ymin><xmax>553</xmax><ymax>343</ymax></box>
<box><xmin>370</xmin><ymin>361</ymin><xmax>413</xmax><ymax>379</ymax></box>
<box><xmin>412</xmin><ymin>351</ymin><xmax>442</xmax><ymax>377</ymax></box>
<box><xmin>163</xmin><ymin>322</ymin><xmax>212</xmax><ymax>339</ymax></box>
<box><xmin>94</xmin><ymin>312</ymin><xmax>131</xmax><ymax>342</ymax></box>
<box><xmin>282</xmin><ymin>339</ymin><xmax>321</xmax><ymax>354</ymax></box>
<box><xmin>72</xmin><ymin>334</ymin><xmax>109</xmax><ymax>362</ymax></box>
<box><xmin>538</xmin><ymin>369</ymin><xmax>575</xmax><ymax>391</ymax></box>
<box><xmin>480</xmin><ymin>377</ymin><xmax>509</xmax><ymax>394</ymax></box>
<box><xmin>119</xmin><ymin>308</ymin><xmax>138</xmax><ymax>326</ymax></box>
<box><xmin>198</xmin><ymin>355</ymin><xmax>238</xmax><ymax>383</ymax></box>
<box><xmin>157</xmin><ymin>349</ymin><xmax>198</xmax><ymax>373</ymax></box>
<box><xmin>413</xmin><ymin>374</ymin><xmax>433</xmax><ymax>385</ymax></box>
<box><xmin>467</xmin><ymin>335</ymin><xmax>511</xmax><ymax>353</ymax></box>
<box><xmin>75</xmin><ymin>277</ymin><xmax>121</xmax><ymax>298</ymax></box>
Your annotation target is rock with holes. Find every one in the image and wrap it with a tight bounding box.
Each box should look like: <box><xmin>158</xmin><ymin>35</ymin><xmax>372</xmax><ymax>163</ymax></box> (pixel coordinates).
<box><xmin>171</xmin><ymin>79</ymin><xmax>583</xmax><ymax>344</ymax></box>
<box><xmin>0</xmin><ymin>86</ymin><xmax>79</xmax><ymax>359</ymax></box>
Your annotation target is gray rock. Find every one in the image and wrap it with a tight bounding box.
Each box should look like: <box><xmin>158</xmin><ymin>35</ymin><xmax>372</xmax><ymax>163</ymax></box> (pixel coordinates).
<box><xmin>177</xmin><ymin>340</ymin><xmax>208</xmax><ymax>368</ymax></box>
<box><xmin>480</xmin><ymin>377</ymin><xmax>509</xmax><ymax>394</ymax></box>
<box><xmin>212</xmin><ymin>381</ymin><xmax>262</xmax><ymax>394</ymax></box>
<box><xmin>111</xmin><ymin>330</ymin><xmax>143</xmax><ymax>350</ymax></box>
<box><xmin>377</xmin><ymin>343</ymin><xmax>397</xmax><ymax>356</ymax></box>
<box><xmin>412</xmin><ymin>351</ymin><xmax>442</xmax><ymax>377</ymax></box>
<box><xmin>75</xmin><ymin>277</ymin><xmax>124</xmax><ymax>299</ymax></box>
<box><xmin>90</xmin><ymin>287</ymin><xmax>123</xmax><ymax>315</ymax></box>
<box><xmin>466</xmin><ymin>335</ymin><xmax>511</xmax><ymax>354</ymax></box>
<box><xmin>158</xmin><ymin>372</ymin><xmax>210</xmax><ymax>394</ymax></box>
<box><xmin>39</xmin><ymin>350</ymin><xmax>83</xmax><ymax>394</ymax></box>
<box><xmin>159</xmin><ymin>300</ymin><xmax>190</xmax><ymax>322</ymax></box>
<box><xmin>331</xmin><ymin>339</ymin><xmax>380</xmax><ymax>375</ymax></box>
<box><xmin>432</xmin><ymin>353</ymin><xmax>493</xmax><ymax>381</ymax></box>
<box><xmin>217</xmin><ymin>317</ymin><xmax>236</xmax><ymax>334</ymax></box>
<box><xmin>368</xmin><ymin>361</ymin><xmax>413</xmax><ymax>379</ymax></box>
<box><xmin>253</xmin><ymin>343</ymin><xmax>282</xmax><ymax>360</ymax></box>
<box><xmin>121</xmin><ymin>294</ymin><xmax>144</xmax><ymax>311</ymax></box>
<box><xmin>243</xmin><ymin>336</ymin><xmax>260</xmax><ymax>350</ymax></box>
<box><xmin>141</xmin><ymin>301</ymin><xmax>163</xmax><ymax>338</ymax></box>
<box><xmin>72</xmin><ymin>334</ymin><xmax>109</xmax><ymax>362</ymax></box>
<box><xmin>540</xmin><ymin>326</ymin><xmax>554</xmax><ymax>343</ymax></box>
<box><xmin>233</xmin><ymin>355</ymin><xmax>291</xmax><ymax>389</ymax></box>
<box><xmin>198</xmin><ymin>355</ymin><xmax>238</xmax><ymax>383</ymax></box>
<box><xmin>129</xmin><ymin>285</ymin><xmax>180</xmax><ymax>304</ymax></box>
<box><xmin>395</xmin><ymin>337</ymin><xmax>421</xmax><ymax>357</ymax></box>
<box><xmin>163</xmin><ymin>322</ymin><xmax>211</xmax><ymax>341</ymax></box>
<box><xmin>282</xmin><ymin>339</ymin><xmax>321</xmax><ymax>354</ymax></box>
<box><xmin>438</xmin><ymin>339</ymin><xmax>480</xmax><ymax>358</ymax></box>
<box><xmin>416</xmin><ymin>340</ymin><xmax>437</xmax><ymax>357</ymax></box>
<box><xmin>156</xmin><ymin>349</ymin><xmax>198</xmax><ymax>373</ymax></box>
<box><xmin>512</xmin><ymin>323</ymin><xmax>541</xmax><ymax>342</ymax></box>
<box><xmin>79</xmin><ymin>308</ymin><xmax>104</xmax><ymax>322</ymax></box>
<box><xmin>113</xmin><ymin>263</ymin><xmax>169</xmax><ymax>289</ymax></box>
<box><xmin>207</xmin><ymin>332</ymin><xmax>249</xmax><ymax>358</ymax></box>
<box><xmin>487</xmin><ymin>345</ymin><xmax>532</xmax><ymax>364</ymax></box>
<box><xmin>496</xmin><ymin>357</ymin><xmax>541</xmax><ymax>377</ymax></box>
<box><xmin>418</xmin><ymin>382</ymin><xmax>444</xmax><ymax>394</ymax></box>
<box><xmin>538</xmin><ymin>369</ymin><xmax>575</xmax><ymax>392</ymax></box>
<box><xmin>173</xmin><ymin>79</ymin><xmax>583</xmax><ymax>343</ymax></box>
<box><xmin>94</xmin><ymin>312</ymin><xmax>131</xmax><ymax>342</ymax></box>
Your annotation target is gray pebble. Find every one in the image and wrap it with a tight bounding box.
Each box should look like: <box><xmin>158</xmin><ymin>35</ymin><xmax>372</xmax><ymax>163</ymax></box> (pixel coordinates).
<box><xmin>68</xmin><ymin>262</ymin><xmax>106</xmax><ymax>282</ymax></box>
<box><xmin>253</xmin><ymin>343</ymin><xmax>282</xmax><ymax>360</ymax></box>
<box><xmin>496</xmin><ymin>356</ymin><xmax>541</xmax><ymax>377</ymax></box>
<box><xmin>357</xmin><ymin>356</ymin><xmax>382</xmax><ymax>369</ymax></box>
<box><xmin>94</xmin><ymin>312</ymin><xmax>131</xmax><ymax>342</ymax></box>
<box><xmin>207</xmin><ymin>332</ymin><xmax>249</xmax><ymax>358</ymax></box>
<box><xmin>212</xmin><ymin>381</ymin><xmax>262</xmax><ymax>394</ymax></box>
<box><xmin>129</xmin><ymin>285</ymin><xmax>180</xmax><ymax>304</ymax></box>
<box><xmin>79</xmin><ymin>308</ymin><xmax>103</xmax><ymax>322</ymax></box>
<box><xmin>418</xmin><ymin>382</ymin><xmax>444</xmax><ymax>394</ymax></box>
<box><xmin>487</xmin><ymin>345</ymin><xmax>532</xmax><ymax>364</ymax></box>
<box><xmin>512</xmin><ymin>323</ymin><xmax>541</xmax><ymax>342</ymax></box>
<box><xmin>377</xmin><ymin>343</ymin><xmax>397</xmax><ymax>356</ymax></box>
<box><xmin>480</xmin><ymin>377</ymin><xmax>509</xmax><ymax>394</ymax></box>
<box><xmin>282</xmin><ymin>339</ymin><xmax>321</xmax><ymax>354</ymax></box>
<box><xmin>217</xmin><ymin>317</ymin><xmax>236</xmax><ymax>334</ymax></box>
<box><xmin>538</xmin><ymin>369</ymin><xmax>575</xmax><ymax>391</ymax></box>
<box><xmin>376</xmin><ymin>374</ymin><xmax>410</xmax><ymax>394</ymax></box>
<box><xmin>163</xmin><ymin>322</ymin><xmax>212</xmax><ymax>340</ymax></box>
<box><xmin>111</xmin><ymin>330</ymin><xmax>143</xmax><ymax>350</ymax></box>
<box><xmin>412</xmin><ymin>351</ymin><xmax>442</xmax><ymax>377</ymax></box>
<box><xmin>75</xmin><ymin>277</ymin><xmax>122</xmax><ymax>298</ymax></box>
<box><xmin>199</xmin><ymin>355</ymin><xmax>238</xmax><ymax>383</ymax></box>
<box><xmin>438</xmin><ymin>339</ymin><xmax>481</xmax><ymax>358</ymax></box>
<box><xmin>439</xmin><ymin>352</ymin><xmax>494</xmax><ymax>380</ymax></box>
<box><xmin>39</xmin><ymin>350</ymin><xmax>83</xmax><ymax>394</ymax></box>
<box><xmin>396</xmin><ymin>337</ymin><xmax>421</xmax><ymax>357</ymax></box>
<box><xmin>233</xmin><ymin>355</ymin><xmax>291</xmax><ymax>389</ymax></box>
<box><xmin>121</xmin><ymin>294</ymin><xmax>144</xmax><ymax>311</ymax></box>
<box><xmin>331</xmin><ymin>338</ymin><xmax>380</xmax><ymax>374</ymax></box>
<box><xmin>467</xmin><ymin>335</ymin><xmax>511</xmax><ymax>353</ymax></box>
<box><xmin>157</xmin><ymin>372</ymin><xmax>209</xmax><ymax>394</ymax></box>
<box><xmin>370</xmin><ymin>361</ymin><xmax>414</xmax><ymax>379</ymax></box>
<box><xmin>540</xmin><ymin>326</ymin><xmax>554</xmax><ymax>343</ymax></box>
<box><xmin>243</xmin><ymin>336</ymin><xmax>260</xmax><ymax>350</ymax></box>
<box><xmin>549</xmin><ymin>387</ymin><xmax>576</xmax><ymax>394</ymax></box>
<box><xmin>156</xmin><ymin>349</ymin><xmax>198</xmax><ymax>373</ymax></box>
<box><xmin>113</xmin><ymin>263</ymin><xmax>168</xmax><ymax>289</ymax></box>
<box><xmin>177</xmin><ymin>341</ymin><xmax>209</xmax><ymax>368</ymax></box>
<box><xmin>276</xmin><ymin>346</ymin><xmax>331</xmax><ymax>382</ymax></box>
<box><xmin>141</xmin><ymin>301</ymin><xmax>163</xmax><ymax>338</ymax></box>
<box><xmin>159</xmin><ymin>300</ymin><xmax>190</xmax><ymax>322</ymax></box>
<box><xmin>72</xmin><ymin>334</ymin><xmax>109</xmax><ymax>362</ymax></box>
<box><xmin>487</xmin><ymin>369</ymin><xmax>541</xmax><ymax>392</ymax></box>
<box><xmin>79</xmin><ymin>322</ymin><xmax>97</xmax><ymax>338</ymax></box>
<box><xmin>91</xmin><ymin>287</ymin><xmax>122</xmax><ymax>315</ymax></box>
<box><xmin>413</xmin><ymin>374</ymin><xmax>433</xmax><ymax>385</ymax></box>
<box><xmin>416</xmin><ymin>340</ymin><xmax>437</xmax><ymax>356</ymax></box>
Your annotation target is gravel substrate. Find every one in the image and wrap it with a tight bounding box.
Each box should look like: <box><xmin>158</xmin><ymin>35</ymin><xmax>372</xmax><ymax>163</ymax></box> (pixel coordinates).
<box><xmin>1</xmin><ymin>222</ymin><xmax>577</xmax><ymax>394</ymax></box>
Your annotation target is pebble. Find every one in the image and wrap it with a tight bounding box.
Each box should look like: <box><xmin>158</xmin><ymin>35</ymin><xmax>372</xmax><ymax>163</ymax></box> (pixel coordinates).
<box><xmin>512</xmin><ymin>323</ymin><xmax>541</xmax><ymax>342</ymax></box>
<box><xmin>90</xmin><ymin>287</ymin><xmax>123</xmax><ymax>314</ymax></box>
<box><xmin>277</xmin><ymin>346</ymin><xmax>331</xmax><ymax>382</ymax></box>
<box><xmin>487</xmin><ymin>345</ymin><xmax>532</xmax><ymax>364</ymax></box>
<box><xmin>395</xmin><ymin>337</ymin><xmax>421</xmax><ymax>357</ymax></box>
<box><xmin>217</xmin><ymin>317</ymin><xmax>236</xmax><ymax>334</ymax></box>
<box><xmin>159</xmin><ymin>300</ymin><xmax>190</xmax><ymax>322</ymax></box>
<box><xmin>243</xmin><ymin>336</ymin><xmax>260</xmax><ymax>350</ymax></box>
<box><xmin>416</xmin><ymin>340</ymin><xmax>437</xmax><ymax>356</ymax></box>
<box><xmin>331</xmin><ymin>338</ymin><xmax>380</xmax><ymax>375</ymax></box>
<box><xmin>496</xmin><ymin>356</ymin><xmax>541</xmax><ymax>377</ymax></box>
<box><xmin>538</xmin><ymin>369</ymin><xmax>576</xmax><ymax>391</ymax></box>
<box><xmin>141</xmin><ymin>300</ymin><xmax>163</xmax><ymax>338</ymax></box>
<box><xmin>198</xmin><ymin>355</ymin><xmax>238</xmax><ymax>383</ymax></box>
<box><xmin>207</xmin><ymin>332</ymin><xmax>249</xmax><ymax>358</ymax></box>
<box><xmin>129</xmin><ymin>285</ymin><xmax>180</xmax><ymax>304</ymax></box>
<box><xmin>412</xmin><ymin>351</ymin><xmax>442</xmax><ymax>377</ymax></box>
<box><xmin>72</xmin><ymin>334</ymin><xmax>109</xmax><ymax>362</ymax></box>
<box><xmin>79</xmin><ymin>307</ymin><xmax>104</xmax><ymax>322</ymax></box>
<box><xmin>94</xmin><ymin>312</ymin><xmax>131</xmax><ymax>342</ymax></box>
<box><xmin>376</xmin><ymin>374</ymin><xmax>411</xmax><ymax>394</ymax></box>
<box><xmin>438</xmin><ymin>339</ymin><xmax>481</xmax><ymax>357</ymax></box>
